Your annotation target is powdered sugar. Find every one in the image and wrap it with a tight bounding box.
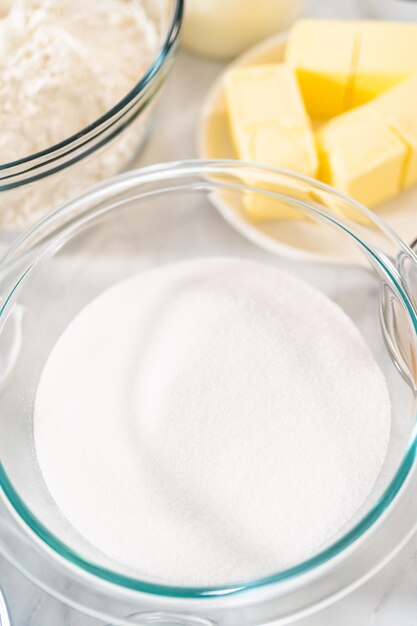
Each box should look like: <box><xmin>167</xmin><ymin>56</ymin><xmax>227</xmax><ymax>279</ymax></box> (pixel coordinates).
<box><xmin>34</xmin><ymin>258</ymin><xmax>391</xmax><ymax>586</ymax></box>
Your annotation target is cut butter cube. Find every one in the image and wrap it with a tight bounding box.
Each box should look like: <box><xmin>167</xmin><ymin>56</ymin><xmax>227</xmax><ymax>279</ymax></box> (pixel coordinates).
<box><xmin>371</xmin><ymin>76</ymin><xmax>417</xmax><ymax>189</ymax></box>
<box><xmin>317</xmin><ymin>109</ymin><xmax>407</xmax><ymax>210</ymax></box>
<box><xmin>285</xmin><ymin>20</ymin><xmax>359</xmax><ymax>119</ymax></box>
<box><xmin>224</xmin><ymin>64</ymin><xmax>318</xmax><ymax>221</ymax></box>
<box><xmin>352</xmin><ymin>21</ymin><xmax>417</xmax><ymax>107</ymax></box>
<box><xmin>237</xmin><ymin>124</ymin><xmax>317</xmax><ymax>221</ymax></box>
<box><xmin>225</xmin><ymin>64</ymin><xmax>309</xmax><ymax>129</ymax></box>
<box><xmin>285</xmin><ymin>19</ymin><xmax>417</xmax><ymax>116</ymax></box>
<box><xmin>238</xmin><ymin>124</ymin><xmax>318</xmax><ymax>176</ymax></box>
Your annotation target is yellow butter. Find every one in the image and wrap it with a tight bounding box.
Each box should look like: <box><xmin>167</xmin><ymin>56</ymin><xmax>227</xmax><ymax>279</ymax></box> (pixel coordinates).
<box><xmin>225</xmin><ymin>65</ymin><xmax>309</xmax><ymax>130</ymax></box>
<box><xmin>224</xmin><ymin>64</ymin><xmax>318</xmax><ymax>221</ymax></box>
<box><xmin>317</xmin><ymin>108</ymin><xmax>407</xmax><ymax>210</ymax></box>
<box><xmin>371</xmin><ymin>76</ymin><xmax>417</xmax><ymax>189</ymax></box>
<box><xmin>224</xmin><ymin>65</ymin><xmax>318</xmax><ymax>167</ymax></box>
<box><xmin>285</xmin><ymin>20</ymin><xmax>359</xmax><ymax>119</ymax></box>
<box><xmin>352</xmin><ymin>21</ymin><xmax>417</xmax><ymax>107</ymax></box>
<box><xmin>239</xmin><ymin>124</ymin><xmax>318</xmax><ymax>175</ymax></box>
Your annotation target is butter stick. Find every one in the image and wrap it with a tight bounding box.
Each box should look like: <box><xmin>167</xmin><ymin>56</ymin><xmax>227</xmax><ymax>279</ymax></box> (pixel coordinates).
<box><xmin>371</xmin><ymin>75</ymin><xmax>417</xmax><ymax>189</ymax></box>
<box><xmin>224</xmin><ymin>64</ymin><xmax>318</xmax><ymax>221</ymax></box>
<box><xmin>352</xmin><ymin>21</ymin><xmax>417</xmax><ymax>107</ymax></box>
<box><xmin>316</xmin><ymin>108</ymin><xmax>407</xmax><ymax>211</ymax></box>
<box><xmin>285</xmin><ymin>20</ymin><xmax>359</xmax><ymax>119</ymax></box>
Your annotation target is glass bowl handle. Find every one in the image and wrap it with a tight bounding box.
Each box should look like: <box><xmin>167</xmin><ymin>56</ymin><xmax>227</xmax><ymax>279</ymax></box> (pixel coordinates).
<box><xmin>380</xmin><ymin>237</ymin><xmax>417</xmax><ymax>389</ymax></box>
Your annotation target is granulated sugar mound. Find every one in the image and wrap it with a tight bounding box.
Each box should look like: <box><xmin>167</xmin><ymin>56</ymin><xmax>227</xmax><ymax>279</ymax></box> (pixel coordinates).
<box><xmin>34</xmin><ymin>258</ymin><xmax>391</xmax><ymax>586</ymax></box>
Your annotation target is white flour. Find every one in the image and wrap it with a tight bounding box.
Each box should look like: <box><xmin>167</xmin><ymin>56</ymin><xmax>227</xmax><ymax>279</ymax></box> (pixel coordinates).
<box><xmin>34</xmin><ymin>258</ymin><xmax>391</xmax><ymax>586</ymax></box>
<box><xmin>0</xmin><ymin>0</ymin><xmax>159</xmax><ymax>229</ymax></box>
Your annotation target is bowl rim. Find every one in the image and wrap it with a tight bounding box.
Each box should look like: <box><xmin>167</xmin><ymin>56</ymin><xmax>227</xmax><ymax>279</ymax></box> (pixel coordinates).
<box><xmin>0</xmin><ymin>0</ymin><xmax>184</xmax><ymax>171</ymax></box>
<box><xmin>1</xmin><ymin>159</ymin><xmax>417</xmax><ymax>602</ymax></box>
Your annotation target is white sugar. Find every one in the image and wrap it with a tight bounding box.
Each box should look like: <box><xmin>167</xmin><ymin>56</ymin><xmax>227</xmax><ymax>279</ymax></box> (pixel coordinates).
<box><xmin>34</xmin><ymin>258</ymin><xmax>391</xmax><ymax>585</ymax></box>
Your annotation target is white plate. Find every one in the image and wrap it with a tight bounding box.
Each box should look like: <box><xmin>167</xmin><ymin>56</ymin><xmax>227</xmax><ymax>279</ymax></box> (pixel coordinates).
<box><xmin>198</xmin><ymin>32</ymin><xmax>417</xmax><ymax>264</ymax></box>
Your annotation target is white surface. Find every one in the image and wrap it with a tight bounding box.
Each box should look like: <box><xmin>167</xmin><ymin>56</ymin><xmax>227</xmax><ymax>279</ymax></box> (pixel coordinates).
<box><xmin>367</xmin><ymin>0</ymin><xmax>417</xmax><ymax>20</ymax></box>
<box><xmin>2</xmin><ymin>0</ymin><xmax>417</xmax><ymax>623</ymax></box>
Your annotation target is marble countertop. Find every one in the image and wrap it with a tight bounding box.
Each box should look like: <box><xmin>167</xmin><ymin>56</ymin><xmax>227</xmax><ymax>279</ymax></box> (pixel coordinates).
<box><xmin>2</xmin><ymin>0</ymin><xmax>417</xmax><ymax>624</ymax></box>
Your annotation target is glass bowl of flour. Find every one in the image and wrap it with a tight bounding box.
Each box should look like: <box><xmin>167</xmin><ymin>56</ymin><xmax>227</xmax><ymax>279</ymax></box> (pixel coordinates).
<box><xmin>0</xmin><ymin>0</ymin><xmax>183</xmax><ymax>232</ymax></box>
<box><xmin>0</xmin><ymin>160</ymin><xmax>417</xmax><ymax>626</ymax></box>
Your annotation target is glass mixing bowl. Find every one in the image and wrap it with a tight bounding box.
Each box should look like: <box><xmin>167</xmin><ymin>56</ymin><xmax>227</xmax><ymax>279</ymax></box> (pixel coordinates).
<box><xmin>0</xmin><ymin>0</ymin><xmax>183</xmax><ymax>232</ymax></box>
<box><xmin>0</xmin><ymin>160</ymin><xmax>417</xmax><ymax>626</ymax></box>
